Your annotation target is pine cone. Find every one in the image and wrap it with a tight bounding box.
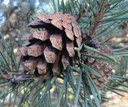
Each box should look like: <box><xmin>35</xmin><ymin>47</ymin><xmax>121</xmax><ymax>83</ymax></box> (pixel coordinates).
<box><xmin>86</xmin><ymin>45</ymin><xmax>113</xmax><ymax>90</ymax></box>
<box><xmin>19</xmin><ymin>12</ymin><xmax>82</xmax><ymax>78</ymax></box>
<box><xmin>19</xmin><ymin>12</ymin><xmax>113</xmax><ymax>90</ymax></box>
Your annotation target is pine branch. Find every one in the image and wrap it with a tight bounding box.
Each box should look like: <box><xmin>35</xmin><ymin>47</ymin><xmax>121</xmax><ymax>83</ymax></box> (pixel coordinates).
<box><xmin>0</xmin><ymin>0</ymin><xmax>128</xmax><ymax>107</ymax></box>
<box><xmin>76</xmin><ymin>0</ymin><xmax>85</xmax><ymax>21</ymax></box>
<box><xmin>112</xmin><ymin>79</ymin><xmax>128</xmax><ymax>87</ymax></box>
<box><xmin>89</xmin><ymin>0</ymin><xmax>109</xmax><ymax>37</ymax></box>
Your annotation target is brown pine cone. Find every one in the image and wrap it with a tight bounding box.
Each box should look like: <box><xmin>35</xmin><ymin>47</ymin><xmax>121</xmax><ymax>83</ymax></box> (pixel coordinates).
<box><xmin>19</xmin><ymin>12</ymin><xmax>82</xmax><ymax>78</ymax></box>
<box><xmin>19</xmin><ymin>12</ymin><xmax>113</xmax><ymax>90</ymax></box>
<box><xmin>86</xmin><ymin>45</ymin><xmax>113</xmax><ymax>90</ymax></box>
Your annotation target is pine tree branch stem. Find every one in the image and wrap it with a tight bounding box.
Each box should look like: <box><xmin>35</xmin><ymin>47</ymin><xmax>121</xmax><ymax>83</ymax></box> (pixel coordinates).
<box><xmin>111</xmin><ymin>79</ymin><xmax>128</xmax><ymax>87</ymax></box>
<box><xmin>89</xmin><ymin>0</ymin><xmax>108</xmax><ymax>37</ymax></box>
<box><xmin>76</xmin><ymin>1</ymin><xmax>85</xmax><ymax>21</ymax></box>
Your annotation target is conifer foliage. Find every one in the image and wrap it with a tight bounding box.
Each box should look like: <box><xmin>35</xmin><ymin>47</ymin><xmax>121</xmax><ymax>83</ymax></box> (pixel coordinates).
<box><xmin>0</xmin><ymin>0</ymin><xmax>128</xmax><ymax>107</ymax></box>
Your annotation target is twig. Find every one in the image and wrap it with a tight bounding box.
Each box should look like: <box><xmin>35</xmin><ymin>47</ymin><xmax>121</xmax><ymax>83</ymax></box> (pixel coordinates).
<box><xmin>89</xmin><ymin>0</ymin><xmax>109</xmax><ymax>37</ymax></box>
<box><xmin>0</xmin><ymin>72</ymin><xmax>35</xmax><ymax>81</ymax></box>
<box><xmin>76</xmin><ymin>0</ymin><xmax>85</xmax><ymax>21</ymax></box>
<box><xmin>111</xmin><ymin>79</ymin><xmax>128</xmax><ymax>87</ymax></box>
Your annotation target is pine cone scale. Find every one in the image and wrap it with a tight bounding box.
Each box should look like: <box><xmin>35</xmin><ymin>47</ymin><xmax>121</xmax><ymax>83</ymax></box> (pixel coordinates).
<box><xmin>61</xmin><ymin>55</ymin><xmax>70</xmax><ymax>70</ymax></box>
<box><xmin>37</xmin><ymin>61</ymin><xmax>47</xmax><ymax>75</ymax></box>
<box><xmin>43</xmin><ymin>46</ymin><xmax>57</xmax><ymax>63</ymax></box>
<box><xmin>24</xmin><ymin>58</ymin><xmax>39</xmax><ymax>71</ymax></box>
<box><xmin>32</xmin><ymin>30</ymin><xmax>50</xmax><ymax>41</ymax></box>
<box><xmin>65</xmin><ymin>29</ymin><xmax>74</xmax><ymax>40</ymax></box>
<box><xmin>27</xmin><ymin>44</ymin><xmax>43</xmax><ymax>57</ymax></box>
<box><xmin>49</xmin><ymin>34</ymin><xmax>63</xmax><ymax>50</ymax></box>
<box><xmin>66</xmin><ymin>41</ymin><xmax>75</xmax><ymax>57</ymax></box>
<box><xmin>37</xmin><ymin>14</ymin><xmax>51</xmax><ymax>23</ymax></box>
<box><xmin>28</xmin><ymin>20</ymin><xmax>45</xmax><ymax>28</ymax></box>
<box><xmin>51</xmin><ymin>19</ymin><xmax>63</xmax><ymax>30</ymax></box>
<box><xmin>62</xmin><ymin>22</ymin><xmax>72</xmax><ymax>30</ymax></box>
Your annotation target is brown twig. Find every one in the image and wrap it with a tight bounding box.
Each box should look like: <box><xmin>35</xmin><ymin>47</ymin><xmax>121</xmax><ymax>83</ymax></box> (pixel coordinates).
<box><xmin>111</xmin><ymin>79</ymin><xmax>128</xmax><ymax>87</ymax></box>
<box><xmin>0</xmin><ymin>72</ymin><xmax>35</xmax><ymax>81</ymax></box>
<box><xmin>89</xmin><ymin>0</ymin><xmax>109</xmax><ymax>37</ymax></box>
<box><xmin>76</xmin><ymin>0</ymin><xmax>85</xmax><ymax>21</ymax></box>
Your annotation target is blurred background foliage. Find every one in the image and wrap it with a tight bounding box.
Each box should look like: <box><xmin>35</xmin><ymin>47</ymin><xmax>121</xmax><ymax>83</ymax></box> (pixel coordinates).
<box><xmin>0</xmin><ymin>0</ymin><xmax>128</xmax><ymax>107</ymax></box>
